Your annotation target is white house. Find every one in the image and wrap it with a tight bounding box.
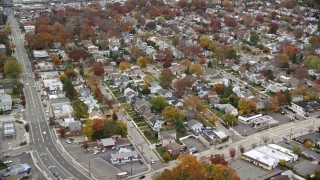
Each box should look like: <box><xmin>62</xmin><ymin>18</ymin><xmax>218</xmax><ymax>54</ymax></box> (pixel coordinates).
<box><xmin>0</xmin><ymin>89</ymin><xmax>12</xmax><ymax>111</ymax></box>
<box><xmin>187</xmin><ymin>119</ymin><xmax>203</xmax><ymax>132</ymax></box>
<box><xmin>150</xmin><ymin>81</ymin><xmax>161</xmax><ymax>94</ymax></box>
<box><xmin>43</xmin><ymin>79</ymin><xmax>63</xmax><ymax>91</ymax></box>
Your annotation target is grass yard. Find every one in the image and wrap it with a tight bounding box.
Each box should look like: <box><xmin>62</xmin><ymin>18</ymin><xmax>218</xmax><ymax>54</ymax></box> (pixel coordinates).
<box><xmin>144</xmin><ymin>130</ymin><xmax>159</xmax><ymax>144</ymax></box>
<box><xmin>212</xmin><ymin>109</ymin><xmax>224</xmax><ymax>118</ymax></box>
<box><xmin>249</xmin><ymin>83</ymin><xmax>264</xmax><ymax>90</ymax></box>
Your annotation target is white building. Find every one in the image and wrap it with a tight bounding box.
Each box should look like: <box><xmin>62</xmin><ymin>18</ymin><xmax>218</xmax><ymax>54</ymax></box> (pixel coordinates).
<box><xmin>238</xmin><ymin>113</ymin><xmax>262</xmax><ymax>124</ymax></box>
<box><xmin>43</xmin><ymin>79</ymin><xmax>63</xmax><ymax>91</ymax></box>
<box><xmin>24</xmin><ymin>25</ymin><xmax>35</xmax><ymax>35</ymax></box>
<box><xmin>187</xmin><ymin>119</ymin><xmax>203</xmax><ymax>132</ymax></box>
<box><xmin>242</xmin><ymin>144</ymin><xmax>298</xmax><ymax>170</ymax></box>
<box><xmin>0</xmin><ymin>89</ymin><xmax>12</xmax><ymax>111</ymax></box>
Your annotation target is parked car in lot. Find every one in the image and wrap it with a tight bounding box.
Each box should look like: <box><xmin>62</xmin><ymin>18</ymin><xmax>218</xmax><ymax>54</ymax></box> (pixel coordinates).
<box><xmin>139</xmin><ymin>159</ymin><xmax>144</xmax><ymax>164</ymax></box>
<box><xmin>3</xmin><ymin>154</ymin><xmax>11</xmax><ymax>158</ymax></box>
<box><xmin>3</xmin><ymin>160</ymin><xmax>12</xmax><ymax>164</ymax></box>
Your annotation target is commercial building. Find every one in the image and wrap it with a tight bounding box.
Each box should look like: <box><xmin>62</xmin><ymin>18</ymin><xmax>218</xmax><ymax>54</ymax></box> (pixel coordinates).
<box><xmin>110</xmin><ymin>151</ymin><xmax>138</xmax><ymax>164</ymax></box>
<box><xmin>242</xmin><ymin>144</ymin><xmax>298</xmax><ymax>170</ymax></box>
<box><xmin>3</xmin><ymin>121</ymin><xmax>16</xmax><ymax>140</ymax></box>
<box><xmin>238</xmin><ymin>113</ymin><xmax>262</xmax><ymax>124</ymax></box>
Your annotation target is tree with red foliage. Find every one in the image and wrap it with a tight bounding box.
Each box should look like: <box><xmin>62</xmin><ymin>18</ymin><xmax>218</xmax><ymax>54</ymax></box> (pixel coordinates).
<box><xmin>92</xmin><ymin>62</ymin><xmax>105</xmax><ymax>76</ymax></box>
<box><xmin>224</xmin><ymin>16</ymin><xmax>237</xmax><ymax>27</ymax></box>
<box><xmin>274</xmin><ymin>92</ymin><xmax>288</xmax><ymax>106</ymax></box>
<box><xmin>269</xmin><ymin>22</ymin><xmax>279</xmax><ymax>34</ymax></box>
<box><xmin>163</xmin><ymin>60</ymin><xmax>172</xmax><ymax>68</ymax></box>
<box><xmin>210</xmin><ymin>154</ymin><xmax>228</xmax><ymax>166</ymax></box>
<box><xmin>24</xmin><ymin>123</ymin><xmax>30</xmax><ymax>132</ymax></box>
<box><xmin>82</xmin><ymin>141</ymin><xmax>89</xmax><ymax>152</ymax></box>
<box><xmin>294</xmin><ymin>28</ymin><xmax>304</xmax><ymax>39</ymax></box>
<box><xmin>69</xmin><ymin>49</ymin><xmax>89</xmax><ymax>62</ymax></box>
<box><xmin>59</xmin><ymin>126</ymin><xmax>67</xmax><ymax>138</ymax></box>
<box><xmin>255</xmin><ymin>14</ymin><xmax>264</xmax><ymax>22</ymax></box>
<box><xmin>210</xmin><ymin>19</ymin><xmax>222</xmax><ymax>33</ymax></box>
<box><xmin>283</xmin><ymin>45</ymin><xmax>299</xmax><ymax>58</ymax></box>
<box><xmin>239</xmin><ymin>145</ymin><xmax>245</xmax><ymax>154</ymax></box>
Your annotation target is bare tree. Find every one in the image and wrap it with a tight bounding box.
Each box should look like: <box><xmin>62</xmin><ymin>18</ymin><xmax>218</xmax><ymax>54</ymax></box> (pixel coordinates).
<box><xmin>239</xmin><ymin>145</ymin><xmax>245</xmax><ymax>154</ymax></box>
<box><xmin>229</xmin><ymin>148</ymin><xmax>236</xmax><ymax>160</ymax></box>
<box><xmin>262</xmin><ymin>136</ymin><xmax>270</xmax><ymax>144</ymax></box>
<box><xmin>59</xmin><ymin>127</ymin><xmax>66</xmax><ymax>138</ymax></box>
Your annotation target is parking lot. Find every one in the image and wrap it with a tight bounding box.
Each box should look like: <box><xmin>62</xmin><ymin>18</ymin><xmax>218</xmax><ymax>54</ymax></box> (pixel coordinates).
<box><xmin>97</xmin><ymin>143</ymin><xmax>148</xmax><ymax>176</ymax></box>
<box><xmin>0</xmin><ymin>150</ymin><xmax>42</xmax><ymax>179</ymax></box>
<box><xmin>181</xmin><ymin>136</ymin><xmax>208</xmax><ymax>153</ymax></box>
<box><xmin>229</xmin><ymin>159</ymin><xmax>282</xmax><ymax>180</ymax></box>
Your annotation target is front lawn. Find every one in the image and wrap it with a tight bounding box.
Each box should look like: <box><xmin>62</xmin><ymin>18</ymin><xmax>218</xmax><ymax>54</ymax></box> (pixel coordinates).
<box><xmin>249</xmin><ymin>83</ymin><xmax>264</xmax><ymax>90</ymax></box>
<box><xmin>144</xmin><ymin>130</ymin><xmax>159</xmax><ymax>144</ymax></box>
<box><xmin>212</xmin><ymin>109</ymin><xmax>224</xmax><ymax>118</ymax></box>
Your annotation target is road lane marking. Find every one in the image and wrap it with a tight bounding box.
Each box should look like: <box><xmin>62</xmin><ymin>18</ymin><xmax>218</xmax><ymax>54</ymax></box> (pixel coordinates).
<box><xmin>45</xmin><ymin>147</ymin><xmax>78</xmax><ymax>180</ymax></box>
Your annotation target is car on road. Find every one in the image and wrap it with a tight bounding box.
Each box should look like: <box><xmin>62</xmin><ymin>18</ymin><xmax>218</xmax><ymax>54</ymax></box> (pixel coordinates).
<box><xmin>52</xmin><ymin>172</ymin><xmax>59</xmax><ymax>177</ymax></box>
<box><xmin>102</xmin><ymin>148</ymin><xmax>106</xmax><ymax>153</ymax></box>
<box><xmin>33</xmin><ymin>85</ymin><xmax>36</xmax><ymax>88</ymax></box>
<box><xmin>43</xmin><ymin>131</ymin><xmax>47</xmax><ymax>135</ymax></box>
<box><xmin>150</xmin><ymin>159</ymin><xmax>154</xmax><ymax>164</ymax></box>
<box><xmin>3</xmin><ymin>160</ymin><xmax>12</xmax><ymax>164</ymax></box>
<box><xmin>26</xmin><ymin>83</ymin><xmax>29</xmax><ymax>86</ymax></box>
<box><xmin>139</xmin><ymin>175</ymin><xmax>145</xmax><ymax>179</ymax></box>
<box><xmin>224</xmin><ymin>144</ymin><xmax>229</xmax><ymax>148</ymax></box>
<box><xmin>217</xmin><ymin>146</ymin><xmax>223</xmax><ymax>150</ymax></box>
<box><xmin>139</xmin><ymin>159</ymin><xmax>144</xmax><ymax>164</ymax></box>
<box><xmin>66</xmin><ymin>140</ymin><xmax>71</xmax><ymax>144</ymax></box>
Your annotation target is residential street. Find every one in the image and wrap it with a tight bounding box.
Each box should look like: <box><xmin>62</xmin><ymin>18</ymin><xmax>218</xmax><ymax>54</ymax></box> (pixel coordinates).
<box><xmin>9</xmin><ymin>16</ymin><xmax>90</xmax><ymax>180</ymax></box>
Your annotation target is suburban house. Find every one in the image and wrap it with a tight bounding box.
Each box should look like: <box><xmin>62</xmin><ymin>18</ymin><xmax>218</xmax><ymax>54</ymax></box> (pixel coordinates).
<box><xmin>266</xmin><ymin>83</ymin><xmax>287</xmax><ymax>93</ymax></box>
<box><xmin>158</xmin><ymin>129</ymin><xmax>177</xmax><ymax>146</ymax></box>
<box><xmin>143</xmin><ymin>112</ymin><xmax>162</xmax><ymax>131</ymax></box>
<box><xmin>166</xmin><ymin>142</ymin><xmax>183</xmax><ymax>156</ymax></box>
<box><xmin>38</xmin><ymin>62</ymin><xmax>55</xmax><ymax>71</ymax></box>
<box><xmin>69</xmin><ymin>121</ymin><xmax>82</xmax><ymax>136</ymax></box>
<box><xmin>0</xmin><ymin>89</ymin><xmax>12</xmax><ymax>111</ymax></box>
<box><xmin>187</xmin><ymin>120</ymin><xmax>203</xmax><ymax>132</ymax></box>
<box><xmin>215</xmin><ymin>104</ymin><xmax>238</xmax><ymax>116</ymax></box>
<box><xmin>124</xmin><ymin>88</ymin><xmax>137</xmax><ymax>103</ymax></box>
<box><xmin>50</xmin><ymin>98</ymin><xmax>72</xmax><ymax>118</ymax></box>
<box><xmin>98</xmin><ymin>138</ymin><xmax>116</xmax><ymax>147</ymax></box>
<box><xmin>40</xmin><ymin>71</ymin><xmax>59</xmax><ymax>80</ymax></box>
<box><xmin>157</xmin><ymin>89</ymin><xmax>172</xmax><ymax>98</ymax></box>
<box><xmin>133</xmin><ymin>99</ymin><xmax>151</xmax><ymax>114</ymax></box>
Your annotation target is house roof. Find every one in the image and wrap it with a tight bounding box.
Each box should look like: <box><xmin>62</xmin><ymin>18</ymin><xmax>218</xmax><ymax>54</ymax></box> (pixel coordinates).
<box><xmin>167</xmin><ymin>142</ymin><xmax>183</xmax><ymax>151</ymax></box>
<box><xmin>100</xmin><ymin>138</ymin><xmax>116</xmax><ymax>147</ymax></box>
<box><xmin>187</xmin><ymin>119</ymin><xmax>203</xmax><ymax>129</ymax></box>
<box><xmin>111</xmin><ymin>151</ymin><xmax>138</xmax><ymax>159</ymax></box>
<box><xmin>69</xmin><ymin>121</ymin><xmax>81</xmax><ymax>131</ymax></box>
<box><xmin>159</xmin><ymin>129</ymin><xmax>176</xmax><ymax>139</ymax></box>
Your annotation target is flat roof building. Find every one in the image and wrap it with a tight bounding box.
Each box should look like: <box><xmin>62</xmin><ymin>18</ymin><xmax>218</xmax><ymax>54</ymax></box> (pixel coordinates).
<box><xmin>3</xmin><ymin>121</ymin><xmax>16</xmax><ymax>140</ymax></box>
<box><xmin>242</xmin><ymin>144</ymin><xmax>298</xmax><ymax>170</ymax></box>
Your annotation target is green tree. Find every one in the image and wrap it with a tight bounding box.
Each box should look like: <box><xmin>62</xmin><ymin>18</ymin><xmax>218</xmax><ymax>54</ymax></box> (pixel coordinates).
<box><xmin>293</xmin><ymin>145</ymin><xmax>302</xmax><ymax>155</ymax></box>
<box><xmin>4</xmin><ymin>58</ymin><xmax>22</xmax><ymax>78</ymax></box>
<box><xmin>115</xmin><ymin>120</ymin><xmax>128</xmax><ymax>136</ymax></box>
<box><xmin>250</xmin><ymin>32</ymin><xmax>259</xmax><ymax>45</ymax></box>
<box><xmin>284</xmin><ymin>89</ymin><xmax>292</xmax><ymax>104</ymax></box>
<box><xmin>159</xmin><ymin>68</ymin><xmax>174</xmax><ymax>89</ymax></box>
<box><xmin>223</xmin><ymin>112</ymin><xmax>237</xmax><ymax>126</ymax></box>
<box><xmin>62</xmin><ymin>77</ymin><xmax>75</xmax><ymax>99</ymax></box>
<box><xmin>225</xmin><ymin>48</ymin><xmax>237</xmax><ymax>59</ymax></box>
<box><xmin>151</xmin><ymin>96</ymin><xmax>169</xmax><ymax>112</ymax></box>
<box><xmin>72</xmin><ymin>98</ymin><xmax>89</xmax><ymax>120</ymax></box>
<box><xmin>304</xmin><ymin>140</ymin><xmax>313</xmax><ymax>149</ymax></box>
<box><xmin>207</xmin><ymin>60</ymin><xmax>213</xmax><ymax>68</ymax></box>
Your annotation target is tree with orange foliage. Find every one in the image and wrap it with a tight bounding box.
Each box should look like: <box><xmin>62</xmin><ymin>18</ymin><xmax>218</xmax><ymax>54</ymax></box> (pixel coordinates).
<box><xmin>238</xmin><ymin>98</ymin><xmax>256</xmax><ymax>115</ymax></box>
<box><xmin>64</xmin><ymin>69</ymin><xmax>77</xmax><ymax>78</ymax></box>
<box><xmin>51</xmin><ymin>54</ymin><xmax>60</xmax><ymax>65</ymax></box>
<box><xmin>198</xmin><ymin>58</ymin><xmax>206</xmax><ymax>64</ymax></box>
<box><xmin>283</xmin><ymin>45</ymin><xmax>299</xmax><ymax>58</ymax></box>
<box><xmin>212</xmin><ymin>84</ymin><xmax>223</xmax><ymax>94</ymax></box>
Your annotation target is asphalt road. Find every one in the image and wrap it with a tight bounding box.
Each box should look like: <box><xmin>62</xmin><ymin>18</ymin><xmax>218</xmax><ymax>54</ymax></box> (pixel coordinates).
<box><xmin>9</xmin><ymin>16</ymin><xmax>90</xmax><ymax>180</ymax></box>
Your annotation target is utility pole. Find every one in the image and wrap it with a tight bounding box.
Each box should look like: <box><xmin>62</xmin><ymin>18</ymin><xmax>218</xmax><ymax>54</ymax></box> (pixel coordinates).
<box><xmin>289</xmin><ymin>128</ymin><xmax>293</xmax><ymax>140</ymax></box>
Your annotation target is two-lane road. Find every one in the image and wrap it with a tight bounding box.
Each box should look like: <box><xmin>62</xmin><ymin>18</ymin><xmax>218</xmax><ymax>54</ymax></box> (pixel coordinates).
<box><xmin>9</xmin><ymin>16</ymin><xmax>90</xmax><ymax>180</ymax></box>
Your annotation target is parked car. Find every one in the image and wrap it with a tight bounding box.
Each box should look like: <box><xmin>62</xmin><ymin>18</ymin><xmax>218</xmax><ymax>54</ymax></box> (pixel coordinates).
<box><xmin>139</xmin><ymin>160</ymin><xmax>144</xmax><ymax>164</ymax></box>
<box><xmin>3</xmin><ymin>154</ymin><xmax>10</xmax><ymax>158</ymax></box>
<box><xmin>139</xmin><ymin>175</ymin><xmax>145</xmax><ymax>179</ymax></box>
<box><xmin>150</xmin><ymin>159</ymin><xmax>154</xmax><ymax>164</ymax></box>
<box><xmin>217</xmin><ymin>146</ymin><xmax>223</xmax><ymax>150</ymax></box>
<box><xmin>102</xmin><ymin>148</ymin><xmax>106</xmax><ymax>153</ymax></box>
<box><xmin>3</xmin><ymin>160</ymin><xmax>12</xmax><ymax>164</ymax></box>
<box><xmin>66</xmin><ymin>140</ymin><xmax>71</xmax><ymax>144</ymax></box>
